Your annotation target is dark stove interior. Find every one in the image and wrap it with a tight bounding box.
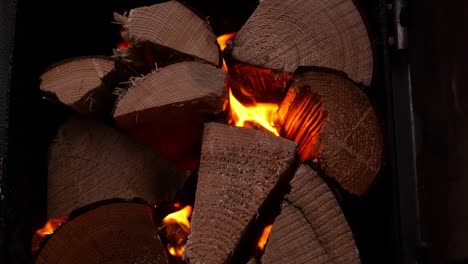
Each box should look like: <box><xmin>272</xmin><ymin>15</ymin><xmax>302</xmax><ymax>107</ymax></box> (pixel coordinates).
<box><xmin>1</xmin><ymin>0</ymin><xmax>458</xmax><ymax>263</ymax></box>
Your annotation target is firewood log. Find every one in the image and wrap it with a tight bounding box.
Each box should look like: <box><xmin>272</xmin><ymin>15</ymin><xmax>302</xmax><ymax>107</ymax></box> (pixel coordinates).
<box><xmin>262</xmin><ymin>165</ymin><xmax>360</xmax><ymax>264</ymax></box>
<box><xmin>36</xmin><ymin>202</ymin><xmax>169</xmax><ymax>264</ymax></box>
<box><xmin>277</xmin><ymin>68</ymin><xmax>383</xmax><ymax>195</ymax></box>
<box><xmin>231</xmin><ymin>0</ymin><xmax>373</xmax><ymax>86</ymax></box>
<box><xmin>114</xmin><ymin>61</ymin><xmax>226</xmax><ymax>170</ymax></box>
<box><xmin>114</xmin><ymin>1</ymin><xmax>220</xmax><ymax>73</ymax></box>
<box><xmin>47</xmin><ymin>116</ymin><xmax>189</xmax><ymax>218</ymax></box>
<box><xmin>184</xmin><ymin>122</ymin><xmax>296</xmax><ymax>264</ymax></box>
<box><xmin>114</xmin><ymin>62</ymin><xmax>226</xmax><ymax>126</ymax></box>
<box><xmin>40</xmin><ymin>56</ymin><xmax>132</xmax><ymax>116</ymax></box>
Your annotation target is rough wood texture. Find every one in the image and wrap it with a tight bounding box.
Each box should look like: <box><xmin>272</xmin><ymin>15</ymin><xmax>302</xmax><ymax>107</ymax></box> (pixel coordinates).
<box><xmin>113</xmin><ymin>62</ymin><xmax>226</xmax><ymax>170</ymax></box>
<box><xmin>232</xmin><ymin>0</ymin><xmax>373</xmax><ymax>85</ymax></box>
<box><xmin>184</xmin><ymin>123</ymin><xmax>296</xmax><ymax>264</ymax></box>
<box><xmin>36</xmin><ymin>202</ymin><xmax>169</xmax><ymax>264</ymax></box>
<box><xmin>114</xmin><ymin>61</ymin><xmax>226</xmax><ymax>127</ymax></box>
<box><xmin>40</xmin><ymin>56</ymin><xmax>131</xmax><ymax>115</ymax></box>
<box><xmin>115</xmin><ymin>1</ymin><xmax>220</xmax><ymax>67</ymax></box>
<box><xmin>47</xmin><ymin>116</ymin><xmax>188</xmax><ymax>218</ymax></box>
<box><xmin>292</xmin><ymin>68</ymin><xmax>383</xmax><ymax>195</ymax></box>
<box><xmin>262</xmin><ymin>165</ymin><xmax>360</xmax><ymax>264</ymax></box>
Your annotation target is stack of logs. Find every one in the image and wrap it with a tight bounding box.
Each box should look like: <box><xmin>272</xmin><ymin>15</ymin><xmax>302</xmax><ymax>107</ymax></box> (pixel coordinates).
<box><xmin>34</xmin><ymin>0</ymin><xmax>383</xmax><ymax>263</ymax></box>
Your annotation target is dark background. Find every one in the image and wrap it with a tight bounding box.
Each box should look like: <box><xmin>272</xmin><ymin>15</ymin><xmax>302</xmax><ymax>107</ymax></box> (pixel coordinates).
<box><xmin>0</xmin><ymin>0</ymin><xmax>463</xmax><ymax>263</ymax></box>
<box><xmin>407</xmin><ymin>0</ymin><xmax>468</xmax><ymax>263</ymax></box>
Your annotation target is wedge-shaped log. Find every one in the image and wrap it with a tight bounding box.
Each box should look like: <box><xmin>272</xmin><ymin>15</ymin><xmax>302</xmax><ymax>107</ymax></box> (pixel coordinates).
<box><xmin>262</xmin><ymin>165</ymin><xmax>360</xmax><ymax>264</ymax></box>
<box><xmin>232</xmin><ymin>0</ymin><xmax>373</xmax><ymax>85</ymax></box>
<box><xmin>114</xmin><ymin>62</ymin><xmax>226</xmax><ymax>126</ymax></box>
<box><xmin>278</xmin><ymin>68</ymin><xmax>383</xmax><ymax>195</ymax></box>
<box><xmin>113</xmin><ymin>62</ymin><xmax>226</xmax><ymax>170</ymax></box>
<box><xmin>184</xmin><ymin>123</ymin><xmax>296</xmax><ymax>263</ymax></box>
<box><xmin>114</xmin><ymin>0</ymin><xmax>220</xmax><ymax>71</ymax></box>
<box><xmin>47</xmin><ymin>116</ymin><xmax>188</xmax><ymax>218</ymax></box>
<box><xmin>40</xmin><ymin>56</ymin><xmax>131</xmax><ymax>116</ymax></box>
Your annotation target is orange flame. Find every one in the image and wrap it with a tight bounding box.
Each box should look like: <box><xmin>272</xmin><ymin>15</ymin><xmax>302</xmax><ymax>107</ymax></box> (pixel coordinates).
<box><xmin>35</xmin><ymin>215</ymin><xmax>68</xmax><ymax>237</ymax></box>
<box><xmin>229</xmin><ymin>89</ymin><xmax>280</xmax><ymax>136</ymax></box>
<box><xmin>162</xmin><ymin>205</ymin><xmax>192</xmax><ymax>257</ymax></box>
<box><xmin>257</xmin><ymin>224</ymin><xmax>273</xmax><ymax>251</ymax></box>
<box><xmin>216</xmin><ymin>33</ymin><xmax>236</xmax><ymax>71</ymax></box>
<box><xmin>168</xmin><ymin>245</ymin><xmax>185</xmax><ymax>256</ymax></box>
<box><xmin>218</xmin><ymin>33</ymin><xmax>281</xmax><ymax>136</ymax></box>
<box><xmin>276</xmin><ymin>87</ymin><xmax>328</xmax><ymax>161</ymax></box>
<box><xmin>163</xmin><ymin>205</ymin><xmax>192</xmax><ymax>231</ymax></box>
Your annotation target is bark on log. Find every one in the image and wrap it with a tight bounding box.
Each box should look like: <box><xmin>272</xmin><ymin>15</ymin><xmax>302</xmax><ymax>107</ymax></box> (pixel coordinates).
<box><xmin>184</xmin><ymin>122</ymin><xmax>296</xmax><ymax>264</ymax></box>
<box><xmin>36</xmin><ymin>202</ymin><xmax>169</xmax><ymax>264</ymax></box>
<box><xmin>40</xmin><ymin>56</ymin><xmax>132</xmax><ymax>116</ymax></box>
<box><xmin>47</xmin><ymin>116</ymin><xmax>188</xmax><ymax>218</ymax></box>
<box><xmin>113</xmin><ymin>61</ymin><xmax>226</xmax><ymax>170</ymax></box>
<box><xmin>232</xmin><ymin>0</ymin><xmax>373</xmax><ymax>86</ymax></box>
<box><xmin>262</xmin><ymin>165</ymin><xmax>360</xmax><ymax>264</ymax></box>
<box><xmin>114</xmin><ymin>0</ymin><xmax>220</xmax><ymax>72</ymax></box>
<box><xmin>278</xmin><ymin>68</ymin><xmax>383</xmax><ymax>195</ymax></box>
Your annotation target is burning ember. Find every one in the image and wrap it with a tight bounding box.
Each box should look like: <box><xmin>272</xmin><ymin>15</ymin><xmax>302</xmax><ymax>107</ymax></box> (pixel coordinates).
<box><xmin>117</xmin><ymin>40</ymin><xmax>130</xmax><ymax>49</ymax></box>
<box><xmin>168</xmin><ymin>246</ymin><xmax>185</xmax><ymax>257</ymax></box>
<box><xmin>35</xmin><ymin>215</ymin><xmax>68</xmax><ymax>237</ymax></box>
<box><xmin>32</xmin><ymin>215</ymin><xmax>68</xmax><ymax>253</ymax></box>
<box><xmin>162</xmin><ymin>205</ymin><xmax>193</xmax><ymax>257</ymax></box>
<box><xmin>117</xmin><ymin>27</ymin><xmax>130</xmax><ymax>49</ymax></box>
<box><xmin>257</xmin><ymin>224</ymin><xmax>273</xmax><ymax>251</ymax></box>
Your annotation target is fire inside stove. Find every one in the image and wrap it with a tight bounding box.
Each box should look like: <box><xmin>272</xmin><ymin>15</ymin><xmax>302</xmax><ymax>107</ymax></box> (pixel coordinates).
<box><xmin>162</xmin><ymin>204</ymin><xmax>192</xmax><ymax>257</ymax></box>
<box><xmin>33</xmin><ymin>0</ymin><xmax>384</xmax><ymax>263</ymax></box>
<box><xmin>219</xmin><ymin>33</ymin><xmax>280</xmax><ymax>137</ymax></box>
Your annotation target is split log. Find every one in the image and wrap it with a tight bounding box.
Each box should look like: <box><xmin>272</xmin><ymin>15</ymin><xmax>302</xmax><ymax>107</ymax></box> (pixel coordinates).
<box><xmin>114</xmin><ymin>61</ymin><xmax>226</xmax><ymax>170</ymax></box>
<box><xmin>114</xmin><ymin>62</ymin><xmax>226</xmax><ymax>126</ymax></box>
<box><xmin>278</xmin><ymin>68</ymin><xmax>383</xmax><ymax>195</ymax></box>
<box><xmin>231</xmin><ymin>0</ymin><xmax>373</xmax><ymax>86</ymax></box>
<box><xmin>184</xmin><ymin>123</ymin><xmax>296</xmax><ymax>264</ymax></box>
<box><xmin>47</xmin><ymin>116</ymin><xmax>188</xmax><ymax>218</ymax></box>
<box><xmin>114</xmin><ymin>1</ymin><xmax>220</xmax><ymax>73</ymax></box>
<box><xmin>36</xmin><ymin>202</ymin><xmax>169</xmax><ymax>264</ymax></box>
<box><xmin>262</xmin><ymin>165</ymin><xmax>360</xmax><ymax>264</ymax></box>
<box><xmin>40</xmin><ymin>56</ymin><xmax>132</xmax><ymax>116</ymax></box>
